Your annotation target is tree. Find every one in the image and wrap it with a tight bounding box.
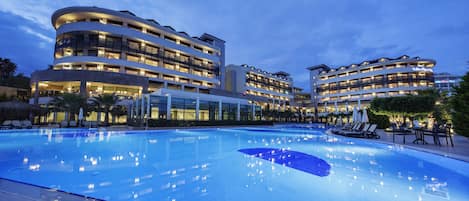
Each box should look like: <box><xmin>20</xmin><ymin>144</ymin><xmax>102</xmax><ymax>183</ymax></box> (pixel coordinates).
<box><xmin>50</xmin><ymin>93</ymin><xmax>87</xmax><ymax>123</ymax></box>
<box><xmin>110</xmin><ymin>105</ymin><xmax>127</xmax><ymax>124</ymax></box>
<box><xmin>0</xmin><ymin>58</ymin><xmax>17</xmax><ymax>79</ymax></box>
<box><xmin>90</xmin><ymin>93</ymin><xmax>119</xmax><ymax>125</ymax></box>
<box><xmin>370</xmin><ymin>94</ymin><xmax>436</xmax><ymax>124</ymax></box>
<box><xmin>451</xmin><ymin>72</ymin><xmax>469</xmax><ymax>137</ymax></box>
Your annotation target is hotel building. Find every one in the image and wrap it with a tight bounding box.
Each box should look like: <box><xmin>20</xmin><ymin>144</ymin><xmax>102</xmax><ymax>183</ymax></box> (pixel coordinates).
<box><xmin>132</xmin><ymin>88</ymin><xmax>261</xmax><ymax>122</ymax></box>
<box><xmin>434</xmin><ymin>73</ymin><xmax>462</xmax><ymax>96</ymax></box>
<box><xmin>224</xmin><ymin>64</ymin><xmax>293</xmax><ymax>107</ymax></box>
<box><xmin>291</xmin><ymin>87</ymin><xmax>315</xmax><ymax>121</ymax></box>
<box><xmin>308</xmin><ymin>55</ymin><xmax>435</xmax><ymax>117</ymax></box>
<box><xmin>31</xmin><ymin>6</ymin><xmax>225</xmax><ymax>105</ymax></box>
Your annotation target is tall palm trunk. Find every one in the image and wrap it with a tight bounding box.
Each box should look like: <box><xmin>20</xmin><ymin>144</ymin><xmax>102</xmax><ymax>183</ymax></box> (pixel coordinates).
<box><xmin>97</xmin><ymin>110</ymin><xmax>101</xmax><ymax>124</ymax></box>
<box><xmin>104</xmin><ymin>109</ymin><xmax>110</xmax><ymax>125</ymax></box>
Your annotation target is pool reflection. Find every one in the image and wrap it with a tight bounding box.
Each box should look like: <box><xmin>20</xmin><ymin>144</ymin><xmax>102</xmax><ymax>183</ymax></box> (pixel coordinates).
<box><xmin>0</xmin><ymin>128</ymin><xmax>466</xmax><ymax>200</ymax></box>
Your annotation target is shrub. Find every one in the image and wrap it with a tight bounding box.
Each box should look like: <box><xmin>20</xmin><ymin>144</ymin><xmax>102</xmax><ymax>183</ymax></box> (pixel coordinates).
<box><xmin>451</xmin><ymin>72</ymin><xmax>469</xmax><ymax>137</ymax></box>
<box><xmin>368</xmin><ymin>111</ymin><xmax>390</xmax><ymax>129</ymax></box>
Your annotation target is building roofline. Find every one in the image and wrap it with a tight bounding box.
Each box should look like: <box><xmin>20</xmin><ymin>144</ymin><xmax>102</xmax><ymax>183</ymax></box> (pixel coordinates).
<box><xmin>308</xmin><ymin>55</ymin><xmax>436</xmax><ymax>74</ymax></box>
<box><xmin>307</xmin><ymin>64</ymin><xmax>330</xmax><ymax>71</ymax></box>
<box><xmin>51</xmin><ymin>6</ymin><xmax>224</xmax><ymax>50</ymax></box>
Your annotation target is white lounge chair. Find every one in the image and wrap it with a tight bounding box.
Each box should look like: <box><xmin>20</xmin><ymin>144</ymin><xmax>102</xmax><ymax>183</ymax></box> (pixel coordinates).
<box><xmin>21</xmin><ymin>120</ymin><xmax>32</xmax><ymax>129</ymax></box>
<box><xmin>11</xmin><ymin>120</ymin><xmax>22</xmax><ymax>129</ymax></box>
<box><xmin>1</xmin><ymin>120</ymin><xmax>12</xmax><ymax>129</ymax></box>
<box><xmin>60</xmin><ymin>120</ymin><xmax>68</xmax><ymax>128</ymax></box>
<box><xmin>69</xmin><ymin>120</ymin><xmax>77</xmax><ymax>127</ymax></box>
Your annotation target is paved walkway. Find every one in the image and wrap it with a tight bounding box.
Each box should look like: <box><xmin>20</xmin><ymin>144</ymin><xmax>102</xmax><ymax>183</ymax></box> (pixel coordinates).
<box><xmin>369</xmin><ymin>129</ymin><xmax>469</xmax><ymax>162</ymax></box>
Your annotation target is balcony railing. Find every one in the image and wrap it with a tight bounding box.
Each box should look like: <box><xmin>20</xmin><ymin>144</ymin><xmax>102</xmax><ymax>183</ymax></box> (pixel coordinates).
<box><xmin>316</xmin><ymin>77</ymin><xmax>433</xmax><ymax>93</ymax></box>
<box><xmin>55</xmin><ymin>39</ymin><xmax>220</xmax><ymax>74</ymax></box>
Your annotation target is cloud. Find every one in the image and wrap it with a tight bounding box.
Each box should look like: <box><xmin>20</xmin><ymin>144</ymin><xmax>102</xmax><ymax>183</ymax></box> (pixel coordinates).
<box><xmin>0</xmin><ymin>1</ymin><xmax>54</xmax><ymax>30</ymax></box>
<box><xmin>1</xmin><ymin>0</ymin><xmax>469</xmax><ymax>90</ymax></box>
<box><xmin>19</xmin><ymin>26</ymin><xmax>54</xmax><ymax>43</ymax></box>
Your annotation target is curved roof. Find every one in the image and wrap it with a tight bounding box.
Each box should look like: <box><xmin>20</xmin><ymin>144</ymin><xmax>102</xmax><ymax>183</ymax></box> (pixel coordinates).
<box><xmin>51</xmin><ymin>6</ymin><xmax>222</xmax><ymax>49</ymax></box>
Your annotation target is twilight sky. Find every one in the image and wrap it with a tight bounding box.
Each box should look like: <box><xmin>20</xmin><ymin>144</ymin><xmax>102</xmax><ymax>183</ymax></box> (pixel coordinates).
<box><xmin>0</xmin><ymin>0</ymin><xmax>468</xmax><ymax>90</ymax></box>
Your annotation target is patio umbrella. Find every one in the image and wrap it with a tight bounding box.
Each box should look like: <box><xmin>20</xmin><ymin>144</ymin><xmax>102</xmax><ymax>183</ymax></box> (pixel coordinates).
<box><xmin>352</xmin><ymin>107</ymin><xmax>359</xmax><ymax>123</ymax></box>
<box><xmin>334</xmin><ymin>101</ymin><xmax>338</xmax><ymax>114</ymax></box>
<box><xmin>345</xmin><ymin>102</ymin><xmax>349</xmax><ymax>113</ymax></box>
<box><xmin>357</xmin><ymin>99</ymin><xmax>361</xmax><ymax>110</ymax></box>
<box><xmin>337</xmin><ymin>116</ymin><xmax>343</xmax><ymax>126</ymax></box>
<box><xmin>361</xmin><ymin>108</ymin><xmax>369</xmax><ymax>123</ymax></box>
<box><xmin>78</xmin><ymin>107</ymin><xmax>84</xmax><ymax>126</ymax></box>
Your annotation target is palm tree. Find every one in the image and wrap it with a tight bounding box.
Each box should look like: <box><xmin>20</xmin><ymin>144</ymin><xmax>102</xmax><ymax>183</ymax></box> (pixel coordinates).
<box><xmin>50</xmin><ymin>93</ymin><xmax>87</xmax><ymax>124</ymax></box>
<box><xmin>110</xmin><ymin>105</ymin><xmax>127</xmax><ymax>124</ymax></box>
<box><xmin>0</xmin><ymin>58</ymin><xmax>17</xmax><ymax>79</ymax></box>
<box><xmin>90</xmin><ymin>93</ymin><xmax>119</xmax><ymax>125</ymax></box>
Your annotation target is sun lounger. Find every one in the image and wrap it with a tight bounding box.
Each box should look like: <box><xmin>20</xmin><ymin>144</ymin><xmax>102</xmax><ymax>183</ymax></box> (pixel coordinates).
<box><xmin>341</xmin><ymin>124</ymin><xmax>370</xmax><ymax>136</ymax></box>
<box><xmin>364</xmin><ymin>124</ymin><xmax>379</xmax><ymax>139</ymax></box>
<box><xmin>60</xmin><ymin>121</ymin><xmax>68</xmax><ymax>128</ymax></box>
<box><xmin>11</xmin><ymin>120</ymin><xmax>22</xmax><ymax>129</ymax></box>
<box><xmin>331</xmin><ymin>123</ymin><xmax>361</xmax><ymax>134</ymax></box>
<box><xmin>69</xmin><ymin>121</ymin><xmax>77</xmax><ymax>127</ymax></box>
<box><xmin>20</xmin><ymin>120</ymin><xmax>32</xmax><ymax>129</ymax></box>
<box><xmin>1</xmin><ymin>120</ymin><xmax>12</xmax><ymax>129</ymax></box>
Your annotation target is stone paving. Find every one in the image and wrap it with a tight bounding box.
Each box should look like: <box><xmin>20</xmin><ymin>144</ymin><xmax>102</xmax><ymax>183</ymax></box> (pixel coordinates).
<box><xmin>371</xmin><ymin>129</ymin><xmax>469</xmax><ymax>162</ymax></box>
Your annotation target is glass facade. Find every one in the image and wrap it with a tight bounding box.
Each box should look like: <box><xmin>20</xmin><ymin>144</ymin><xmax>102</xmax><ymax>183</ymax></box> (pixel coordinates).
<box><xmin>222</xmin><ymin>103</ymin><xmax>237</xmax><ymax>121</ymax></box>
<box><xmin>150</xmin><ymin>96</ymin><xmax>168</xmax><ymax>120</ymax></box>
<box><xmin>199</xmin><ymin>100</ymin><xmax>220</xmax><ymax>121</ymax></box>
<box><xmin>136</xmin><ymin>94</ymin><xmax>259</xmax><ymax>121</ymax></box>
<box><xmin>171</xmin><ymin>98</ymin><xmax>196</xmax><ymax>120</ymax></box>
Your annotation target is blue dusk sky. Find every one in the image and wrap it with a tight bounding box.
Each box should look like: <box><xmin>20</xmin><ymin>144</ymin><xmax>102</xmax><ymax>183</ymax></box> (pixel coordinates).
<box><xmin>0</xmin><ymin>0</ymin><xmax>468</xmax><ymax>90</ymax></box>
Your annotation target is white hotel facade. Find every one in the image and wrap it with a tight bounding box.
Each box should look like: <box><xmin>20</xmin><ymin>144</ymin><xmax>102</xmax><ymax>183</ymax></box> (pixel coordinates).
<box><xmin>308</xmin><ymin>55</ymin><xmax>435</xmax><ymax>118</ymax></box>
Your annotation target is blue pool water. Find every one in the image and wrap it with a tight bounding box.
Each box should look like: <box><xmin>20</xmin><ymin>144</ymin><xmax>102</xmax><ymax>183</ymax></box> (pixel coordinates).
<box><xmin>0</xmin><ymin>127</ymin><xmax>468</xmax><ymax>201</ymax></box>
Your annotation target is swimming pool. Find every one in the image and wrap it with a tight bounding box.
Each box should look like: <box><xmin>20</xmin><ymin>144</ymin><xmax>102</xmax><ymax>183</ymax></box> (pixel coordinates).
<box><xmin>0</xmin><ymin>127</ymin><xmax>468</xmax><ymax>201</ymax></box>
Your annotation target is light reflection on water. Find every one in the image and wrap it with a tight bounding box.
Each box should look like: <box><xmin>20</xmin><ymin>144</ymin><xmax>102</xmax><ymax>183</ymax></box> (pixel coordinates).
<box><xmin>0</xmin><ymin>128</ymin><xmax>467</xmax><ymax>201</ymax></box>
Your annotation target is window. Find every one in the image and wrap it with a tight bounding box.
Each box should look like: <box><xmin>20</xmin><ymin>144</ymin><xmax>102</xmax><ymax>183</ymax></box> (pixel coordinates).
<box><xmin>145</xmin><ymin>45</ymin><xmax>158</xmax><ymax>55</ymax></box>
<box><xmin>180</xmin><ymin>54</ymin><xmax>190</xmax><ymax>63</ymax></box>
<box><xmin>193</xmin><ymin>58</ymin><xmax>202</xmax><ymax>66</ymax></box>
<box><xmin>361</xmin><ymin>68</ymin><xmax>371</xmax><ymax>73</ymax></box>
<box><xmin>164</xmin><ymin>50</ymin><xmax>176</xmax><ymax>58</ymax></box>
<box><xmin>105</xmin><ymin>36</ymin><xmax>122</xmax><ymax>49</ymax></box>
<box><xmin>192</xmin><ymin>80</ymin><xmax>202</xmax><ymax>86</ymax></box>
<box><xmin>171</xmin><ymin>98</ymin><xmax>196</xmax><ymax>120</ymax></box>
<box><xmin>127</xmin><ymin>40</ymin><xmax>140</xmax><ymax>51</ymax></box>
<box><xmin>193</xmin><ymin>70</ymin><xmax>202</xmax><ymax>76</ymax></box>
<box><xmin>104</xmin><ymin>51</ymin><xmax>120</xmax><ymax>59</ymax></box>
<box><xmin>146</xmin><ymin>71</ymin><xmax>158</xmax><ymax>78</ymax></box>
<box><xmin>128</xmin><ymin>23</ymin><xmax>142</xmax><ymax>31</ymax></box>
<box><xmin>126</xmin><ymin>54</ymin><xmax>140</xmax><ymax>63</ymax></box>
<box><xmin>125</xmin><ymin>68</ymin><xmax>139</xmax><ymax>75</ymax></box>
<box><xmin>164</xmin><ymin>62</ymin><xmax>175</xmax><ymax>70</ymax></box>
<box><xmin>147</xmin><ymin>29</ymin><xmax>160</xmax><ymax>37</ymax></box>
<box><xmin>104</xmin><ymin>65</ymin><xmax>120</xmax><ymax>72</ymax></box>
<box><xmin>179</xmin><ymin>66</ymin><xmax>189</xmax><ymax>73</ymax></box>
<box><xmin>145</xmin><ymin>58</ymin><xmax>159</xmax><ymax>66</ymax></box>
<box><xmin>194</xmin><ymin>46</ymin><xmax>203</xmax><ymax>52</ymax></box>
<box><xmin>150</xmin><ymin>96</ymin><xmax>168</xmax><ymax>120</ymax></box>
<box><xmin>179</xmin><ymin>78</ymin><xmax>189</xmax><ymax>83</ymax></box>
<box><xmin>163</xmin><ymin>75</ymin><xmax>174</xmax><ymax>81</ymax></box>
<box><xmin>164</xmin><ymin>36</ymin><xmax>176</xmax><ymax>43</ymax></box>
<box><xmin>107</xmin><ymin>19</ymin><xmax>123</xmax><ymax>26</ymax></box>
<box><xmin>180</xmin><ymin>41</ymin><xmax>191</xmax><ymax>47</ymax></box>
<box><xmin>88</xmin><ymin>49</ymin><xmax>98</xmax><ymax>57</ymax></box>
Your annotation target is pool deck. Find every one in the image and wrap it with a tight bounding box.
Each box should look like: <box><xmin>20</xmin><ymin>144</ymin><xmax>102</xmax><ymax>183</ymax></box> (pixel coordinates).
<box><xmin>0</xmin><ymin>178</ymin><xmax>102</xmax><ymax>201</ymax></box>
<box><xmin>344</xmin><ymin>129</ymin><xmax>469</xmax><ymax>162</ymax></box>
